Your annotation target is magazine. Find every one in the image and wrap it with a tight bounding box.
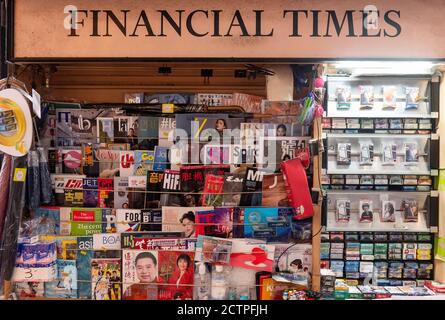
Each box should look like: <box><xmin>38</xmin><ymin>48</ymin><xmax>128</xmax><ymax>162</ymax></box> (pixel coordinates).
<box><xmin>161</xmin><ymin>206</ymin><xmax>213</xmax><ymax>238</ymax></box>
<box><xmin>91</xmin><ymin>258</ymin><xmax>122</xmax><ymax>300</ymax></box>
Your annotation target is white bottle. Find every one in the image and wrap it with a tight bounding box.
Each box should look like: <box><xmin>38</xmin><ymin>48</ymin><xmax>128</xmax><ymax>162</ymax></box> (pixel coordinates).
<box><xmin>193</xmin><ymin>263</ymin><xmax>210</xmax><ymax>300</ymax></box>
<box><xmin>211</xmin><ymin>265</ymin><xmax>228</xmax><ymax>300</ymax></box>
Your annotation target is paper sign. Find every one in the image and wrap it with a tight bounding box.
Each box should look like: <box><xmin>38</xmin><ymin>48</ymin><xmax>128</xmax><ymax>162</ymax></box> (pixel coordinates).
<box><xmin>13</xmin><ymin>168</ymin><xmax>27</xmax><ymax>182</ymax></box>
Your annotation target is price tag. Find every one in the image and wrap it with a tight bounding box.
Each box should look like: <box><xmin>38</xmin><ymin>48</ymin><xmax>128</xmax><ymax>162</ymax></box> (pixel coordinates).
<box><xmin>162</xmin><ymin>104</ymin><xmax>174</xmax><ymax>113</ymax></box>
<box><xmin>13</xmin><ymin>168</ymin><xmax>27</xmax><ymax>182</ymax></box>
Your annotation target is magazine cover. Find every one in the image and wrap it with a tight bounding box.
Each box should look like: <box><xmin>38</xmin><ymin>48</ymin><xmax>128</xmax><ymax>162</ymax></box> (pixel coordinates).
<box><xmin>158</xmin><ymin>251</ymin><xmax>195</xmax><ymax>300</ymax></box>
<box><xmin>122</xmin><ymin>250</ymin><xmax>159</xmax><ymax>300</ymax></box>
<box><xmin>228</xmin><ymin>93</ymin><xmax>263</xmax><ymax>113</ymax></box>
<box><xmin>96</xmin><ymin>117</ymin><xmax>114</xmax><ymax>144</ymax></box>
<box><xmin>145</xmin><ymin>171</ymin><xmax>164</xmax><ymax>208</ymax></box>
<box><xmin>63</xmin><ymin>177</ymin><xmax>84</xmax><ymax>207</ymax></box>
<box><xmin>180</xmin><ymin>165</ymin><xmax>206</xmax><ymax>206</ymax></box>
<box><xmin>162</xmin><ymin>206</ymin><xmax>213</xmax><ymax>238</ymax></box>
<box><xmin>83</xmin><ymin>178</ymin><xmax>99</xmax><ymax>207</ymax></box>
<box><xmin>61</xmin><ymin>149</ymin><xmax>82</xmax><ymax>174</ymax></box>
<box><xmin>70</xmin><ymin>109</ymin><xmax>104</xmax><ymax>146</ymax></box>
<box><xmin>134</xmin><ymin>150</ymin><xmax>155</xmax><ymax>176</ymax></box>
<box><xmin>128</xmin><ymin>175</ymin><xmax>147</xmax><ymax>209</ymax></box>
<box><xmin>239</xmin><ymin>168</ymin><xmax>265</xmax><ymax>207</ymax></box>
<box><xmin>381</xmin><ymin>200</ymin><xmax>396</xmax><ymax>222</ymax></box>
<box><xmin>119</xmin><ymin>151</ymin><xmax>135</xmax><ymax>177</ymax></box>
<box><xmin>195</xmin><ymin>93</ymin><xmax>233</xmax><ymax>106</ymax></box>
<box><xmin>160</xmin><ymin>170</ymin><xmax>182</xmax><ymax>207</ymax></box>
<box><xmin>261</xmin><ymin>174</ymin><xmax>289</xmax><ymax>207</ymax></box>
<box><xmin>91</xmin><ymin>258</ymin><xmax>122</xmax><ymax>300</ymax></box>
<box><xmin>138</xmin><ymin>116</ymin><xmax>159</xmax><ymax>150</ymax></box>
<box><xmin>55</xmin><ymin>236</ymin><xmax>77</xmax><ymax>260</ymax></box>
<box><xmin>202</xmin><ymin>174</ymin><xmax>224</xmax><ymax>206</ymax></box>
<box><xmin>175</xmin><ymin>113</ymin><xmax>228</xmax><ymax>137</ymax></box>
<box><xmin>195</xmin><ymin>208</ymin><xmax>233</xmax><ymax>238</ymax></box>
<box><xmin>401</xmin><ymin>199</ymin><xmax>419</xmax><ymax>222</ymax></box>
<box><xmin>153</xmin><ymin>146</ymin><xmax>169</xmax><ymax>171</ymax></box>
<box><xmin>121</xmin><ymin>231</ymin><xmax>186</xmax><ymax>249</ymax></box>
<box><xmin>336</xmin><ymin>199</ymin><xmax>351</xmax><ymax>222</ymax></box>
<box><xmin>125</xmin><ymin>93</ymin><xmax>144</xmax><ymax>104</ymax></box>
<box><xmin>14</xmin><ymin>282</ymin><xmax>45</xmax><ymax>299</ymax></box>
<box><xmin>258</xmin><ymin>136</ymin><xmax>310</xmax><ymax>172</ymax></box>
<box><xmin>116</xmin><ymin>209</ymin><xmax>162</xmax><ymax>232</ymax></box>
<box><xmin>359</xmin><ymin>200</ymin><xmax>374</xmax><ymax>223</ymax></box>
<box><xmin>82</xmin><ymin>143</ymin><xmax>100</xmax><ymax>177</ymax></box>
<box><xmin>34</xmin><ymin>207</ymin><xmax>60</xmax><ymax>235</ymax></box>
<box><xmin>222</xmin><ymin>173</ymin><xmax>244</xmax><ymax>207</ymax></box>
<box><xmin>114</xmin><ymin>116</ymin><xmax>138</xmax><ymax>148</ymax></box>
<box><xmin>406</xmin><ymin>87</ymin><xmax>420</xmax><ymax>110</ymax></box>
<box><xmin>145</xmin><ymin>93</ymin><xmax>194</xmax><ymax>104</ymax></box>
<box><xmin>195</xmin><ymin>235</ymin><xmax>232</xmax><ymax>265</ymax></box>
<box><xmin>114</xmin><ymin>176</ymin><xmax>129</xmax><ymax>209</ymax></box>
<box><xmin>243</xmin><ymin>208</ymin><xmax>293</xmax><ymax>242</ymax></box>
<box><xmin>76</xmin><ymin>236</ymin><xmax>93</xmax><ymax>299</ymax></box>
<box><xmin>230</xmin><ymin>239</ymin><xmax>275</xmax><ymax>272</ymax></box>
<box><xmin>97</xmin><ymin>149</ymin><xmax>120</xmax><ymax>178</ymax></box>
<box><xmin>56</xmin><ymin>109</ymin><xmax>74</xmax><ymax>147</ymax></box>
<box><xmin>44</xmin><ymin>260</ymin><xmax>78</xmax><ymax>298</ymax></box>
<box><xmin>274</xmin><ymin>243</ymin><xmax>312</xmax><ymax>275</ymax></box>
<box><xmin>98</xmin><ymin>178</ymin><xmax>114</xmax><ymax>208</ymax></box>
<box><xmin>40</xmin><ymin>113</ymin><xmax>56</xmax><ymax>149</ymax></box>
<box><xmin>158</xmin><ymin>117</ymin><xmax>176</xmax><ymax>148</ymax></box>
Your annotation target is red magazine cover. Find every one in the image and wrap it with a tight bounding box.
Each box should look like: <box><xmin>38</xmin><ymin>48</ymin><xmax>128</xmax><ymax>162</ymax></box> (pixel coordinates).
<box><xmin>157</xmin><ymin>251</ymin><xmax>195</xmax><ymax>300</ymax></box>
<box><xmin>98</xmin><ymin>178</ymin><xmax>114</xmax><ymax>208</ymax></box>
<box><xmin>201</xmin><ymin>174</ymin><xmax>224</xmax><ymax>206</ymax></box>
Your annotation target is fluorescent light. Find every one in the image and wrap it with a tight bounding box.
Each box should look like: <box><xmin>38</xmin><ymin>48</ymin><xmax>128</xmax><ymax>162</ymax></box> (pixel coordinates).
<box><xmin>333</xmin><ymin>61</ymin><xmax>436</xmax><ymax>76</ymax></box>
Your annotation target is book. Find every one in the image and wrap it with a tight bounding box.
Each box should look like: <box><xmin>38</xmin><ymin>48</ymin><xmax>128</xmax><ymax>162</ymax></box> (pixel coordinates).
<box><xmin>336</xmin><ymin>199</ymin><xmax>351</xmax><ymax>222</ymax></box>
<box><xmin>44</xmin><ymin>260</ymin><xmax>78</xmax><ymax>298</ymax></box>
<box><xmin>222</xmin><ymin>173</ymin><xmax>244</xmax><ymax>207</ymax></box>
<box><xmin>91</xmin><ymin>258</ymin><xmax>122</xmax><ymax>300</ymax></box>
<box><xmin>337</xmin><ymin>143</ymin><xmax>351</xmax><ymax>165</ymax></box>
<box><xmin>61</xmin><ymin>149</ymin><xmax>82</xmax><ymax>174</ymax></box>
<box><xmin>359</xmin><ymin>143</ymin><xmax>374</xmax><ymax>165</ymax></box>
<box><xmin>195</xmin><ymin>208</ymin><xmax>233</xmax><ymax>238</ymax></box>
<box><xmin>359</xmin><ymin>86</ymin><xmax>374</xmax><ymax>109</ymax></box>
<box><xmin>239</xmin><ymin>168</ymin><xmax>265</xmax><ymax>207</ymax></box>
<box><xmin>145</xmin><ymin>171</ymin><xmax>164</xmax><ymax>208</ymax></box>
<box><xmin>262</xmin><ymin>173</ymin><xmax>289</xmax><ymax>207</ymax></box>
<box><xmin>158</xmin><ymin>251</ymin><xmax>195</xmax><ymax>300</ymax></box>
<box><xmin>76</xmin><ymin>236</ymin><xmax>93</xmax><ymax>299</ymax></box>
<box><xmin>161</xmin><ymin>206</ymin><xmax>213</xmax><ymax>238</ymax></box>
<box><xmin>98</xmin><ymin>178</ymin><xmax>114</xmax><ymax>208</ymax></box>
<box><xmin>83</xmin><ymin>178</ymin><xmax>98</xmax><ymax>207</ymax></box>
<box><xmin>335</xmin><ymin>86</ymin><xmax>351</xmax><ymax>110</ymax></box>
<box><xmin>119</xmin><ymin>151</ymin><xmax>135</xmax><ymax>177</ymax></box>
<box><xmin>201</xmin><ymin>174</ymin><xmax>224</xmax><ymax>206</ymax></box>
<box><xmin>244</xmin><ymin>208</ymin><xmax>293</xmax><ymax>242</ymax></box>
<box><xmin>160</xmin><ymin>170</ymin><xmax>182</xmax><ymax>207</ymax></box>
<box><xmin>63</xmin><ymin>177</ymin><xmax>84</xmax><ymax>207</ymax></box>
<box><xmin>122</xmin><ymin>250</ymin><xmax>159</xmax><ymax>300</ymax></box>
<box><xmin>114</xmin><ymin>177</ymin><xmax>129</xmax><ymax>209</ymax></box>
<box><xmin>134</xmin><ymin>150</ymin><xmax>155</xmax><ymax>176</ymax></box>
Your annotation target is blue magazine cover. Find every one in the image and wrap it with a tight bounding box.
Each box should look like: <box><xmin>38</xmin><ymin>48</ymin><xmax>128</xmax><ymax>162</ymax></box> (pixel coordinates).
<box><xmin>153</xmin><ymin>146</ymin><xmax>169</xmax><ymax>171</ymax></box>
<box><xmin>76</xmin><ymin>236</ymin><xmax>93</xmax><ymax>299</ymax></box>
<box><xmin>83</xmin><ymin>178</ymin><xmax>99</xmax><ymax>207</ymax></box>
<box><xmin>243</xmin><ymin>208</ymin><xmax>293</xmax><ymax>242</ymax></box>
<box><xmin>34</xmin><ymin>207</ymin><xmax>60</xmax><ymax>235</ymax></box>
<box><xmin>134</xmin><ymin>150</ymin><xmax>155</xmax><ymax>176</ymax></box>
<box><xmin>44</xmin><ymin>259</ymin><xmax>78</xmax><ymax>298</ymax></box>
